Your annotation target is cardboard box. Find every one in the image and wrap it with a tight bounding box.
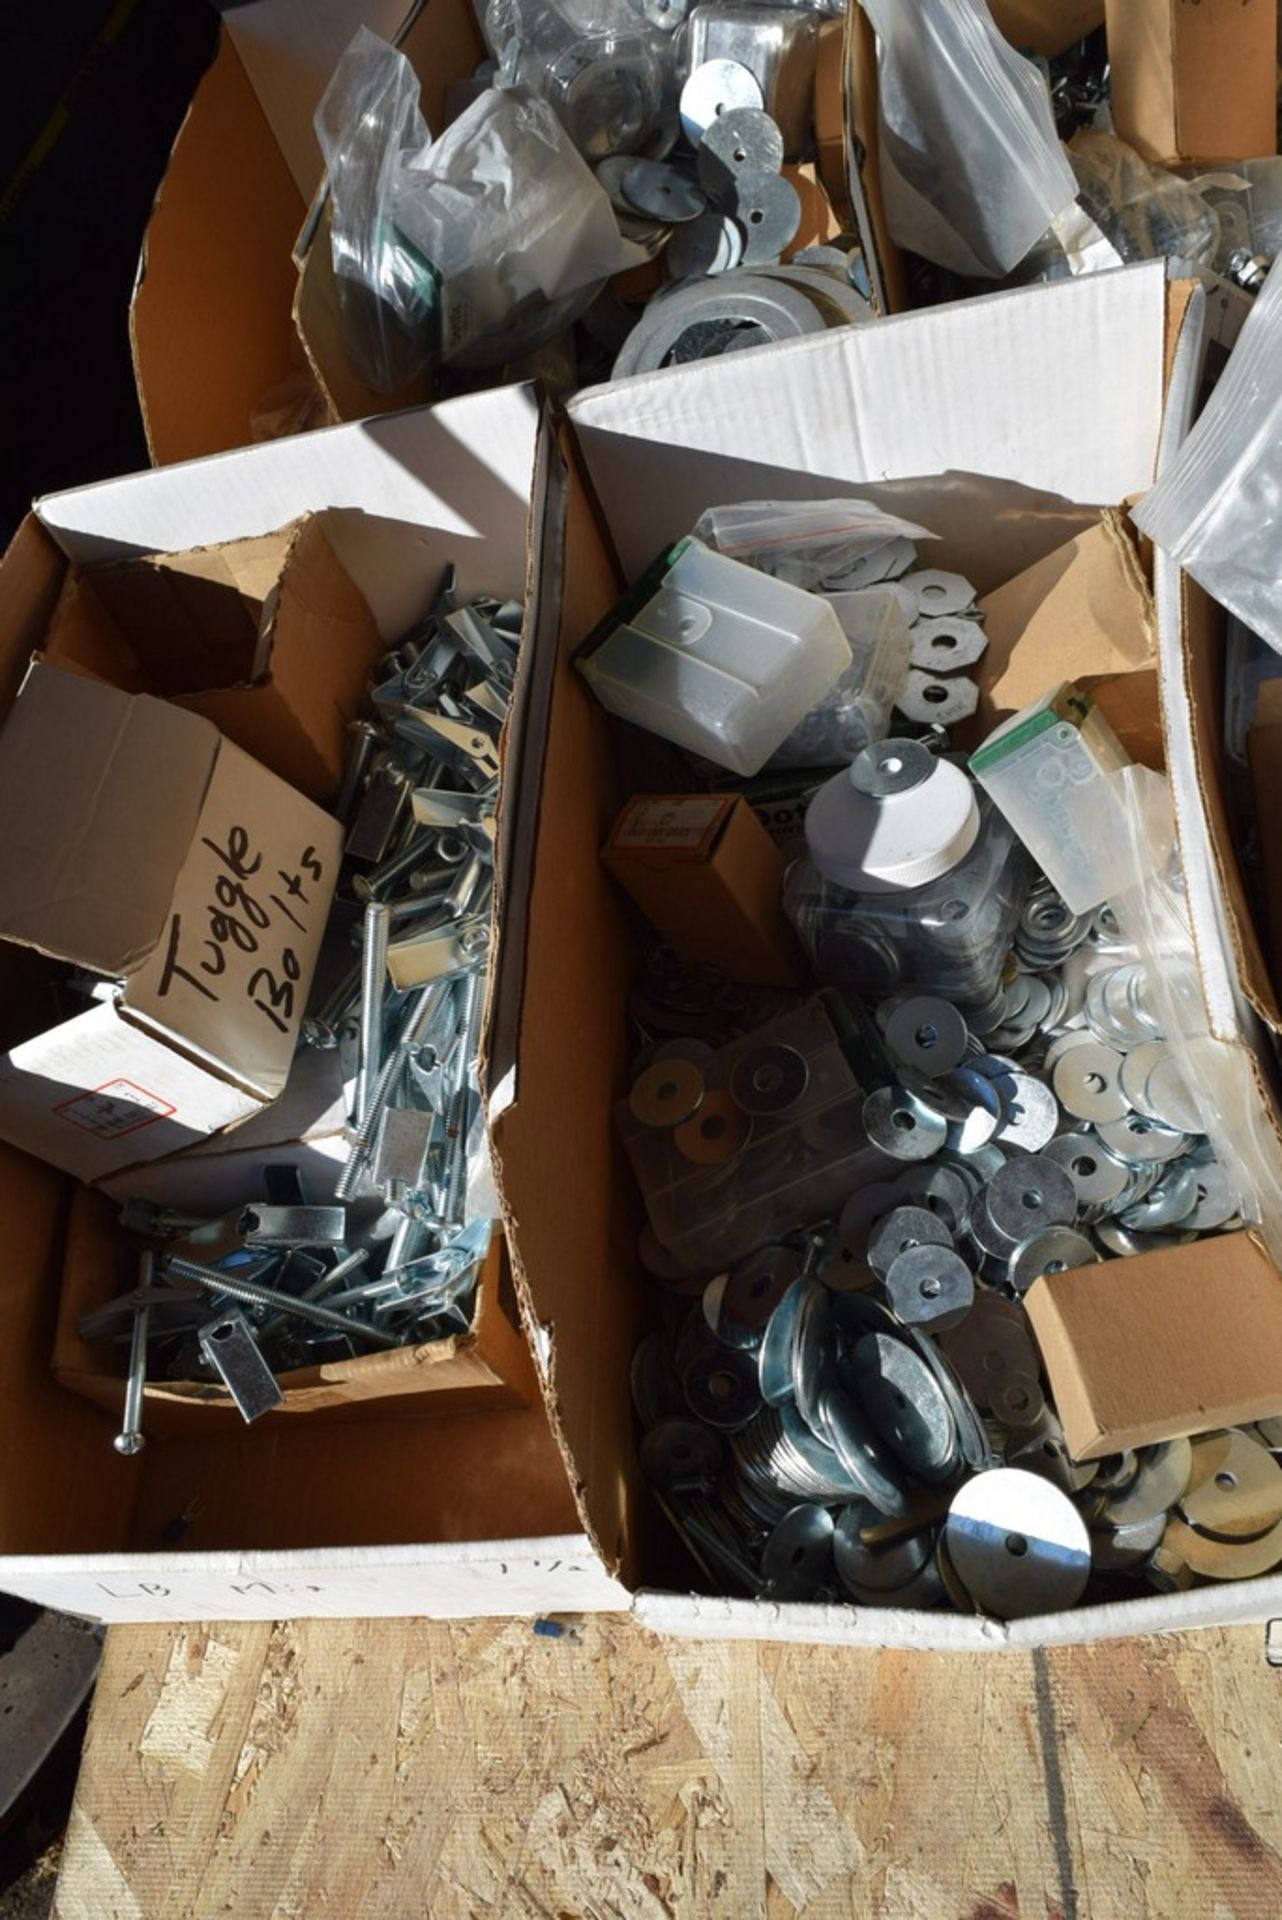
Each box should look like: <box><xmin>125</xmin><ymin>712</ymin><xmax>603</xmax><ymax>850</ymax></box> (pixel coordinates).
<box><xmin>56</xmin><ymin>1185</ymin><xmax>537</xmax><ymax>1425</ymax></box>
<box><xmin>603</xmin><ymin>794</ymin><xmax>805</xmax><ymax>988</ymax></box>
<box><xmin>989</xmin><ymin>1</ymin><xmax>1103</xmax><ymax>56</ymax></box>
<box><xmin>1026</xmin><ymin>1236</ymin><xmax>1282</xmax><ymax>1458</ymax></box>
<box><xmin>1106</xmin><ymin>0</ymin><xmax>1279</xmax><ymax>166</ymax></box>
<box><xmin>44</xmin><ymin>516</ymin><xmax>384</xmax><ymax>806</ymax></box>
<box><xmin>0</xmin><ymin>663</ymin><xmax>341</xmax><ymax>1182</ymax></box>
<box><xmin>0</xmin><ymin>385</ymin><xmax>624</xmax><ymax>1623</ymax></box>
<box><xmin>484</xmin><ymin>263</ymin><xmax>1282</xmax><ymax>1649</ymax></box>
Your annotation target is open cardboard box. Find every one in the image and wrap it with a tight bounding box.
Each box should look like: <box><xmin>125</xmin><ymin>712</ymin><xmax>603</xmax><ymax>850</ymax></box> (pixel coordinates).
<box><xmin>488</xmin><ymin>262</ymin><xmax>1282</xmax><ymax>1648</ymax></box>
<box><xmin>0</xmin><ymin>383</ymin><xmax>634</xmax><ymax>1619</ymax></box>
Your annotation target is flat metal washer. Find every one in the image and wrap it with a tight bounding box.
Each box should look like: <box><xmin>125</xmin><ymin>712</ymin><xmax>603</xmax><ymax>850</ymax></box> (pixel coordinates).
<box><xmin>850</xmin><ymin>1333</ymin><xmax>958</xmax><ymax>1483</ymax></box>
<box><xmin>630</xmin><ymin>1057</ymin><xmax>705</xmax><ymax>1128</ymax></box>
<box><xmin>679</xmin><ymin>58</ymin><xmax>764</xmax><ymax>145</ymax></box>
<box><xmin>721</xmin><ymin>1244</ymin><xmax>803</xmax><ymax>1341</ymax></box>
<box><xmin>899</xmin><ymin>570</ymin><xmax>977</xmax><ymax>618</ymax></box>
<box><xmin>1100</xmin><ymin>1437</ymin><xmax>1193</xmax><ymax>1527</ymax></box>
<box><xmin>729</xmin><ymin>1042</ymin><xmax>810</xmax><ymax>1117</ymax></box>
<box><xmin>866</xmin><ymin>1205</ymin><xmax>952</xmax><ymax>1281</ymax></box>
<box><xmin>674</xmin><ymin>1089</ymin><xmax>749</xmax><ymax>1164</ymax></box>
<box><xmin>1006</xmin><ymin>1226</ymin><xmax>1098</xmax><ymax>1294</ymax></box>
<box><xmin>730</xmin><ymin>168</ymin><xmax>801</xmax><ymax>265</ymax></box>
<box><xmin>760</xmin><ymin>1504</ymin><xmax>835</xmax><ymax>1599</ymax></box>
<box><xmin>896</xmin><ymin>670</ymin><xmax>978</xmax><ymax>728</ymax></box>
<box><xmin>622</xmin><ymin>159</ymin><xmax>708</xmax><ymax>224</ymax></box>
<box><xmin>1181</xmin><ymin>1429</ymin><xmax>1282</xmax><ymax>1538</ymax></box>
<box><xmin>1053</xmin><ymin>1041</ymin><xmax>1128</xmax><ymax>1124</ymax></box>
<box><xmin>595</xmin><ymin>154</ymin><xmax>643</xmax><ymax>213</ymax></box>
<box><xmin>909</xmin><ymin>616</ymin><xmax>988</xmax><ymax>674</ymax></box>
<box><xmin>640</xmin><ymin>1417</ymin><xmax>722</xmax><ymax>1491</ymax></box>
<box><xmin>889</xmin><ymin>1162</ymin><xmax>972</xmax><ymax>1234</ymax></box>
<box><xmin>790</xmin><ymin>1280</ymin><xmax>834</xmax><ymax>1437</ymax></box>
<box><xmin>990</xmin><ymin>1070</ymin><xmax>1060</xmax><ymax>1152</ymax></box>
<box><xmin>884</xmin><ymin>1243</ymin><xmax>974</xmax><ymax>1332</ymax></box>
<box><xmin>1096</xmin><ymin>1112</ymin><xmax>1188</xmax><ymax>1166</ymax></box>
<box><xmin>696</xmin><ymin>106</ymin><xmax>784</xmax><ymax>193</ymax></box>
<box><xmin>664</xmin><ymin>211</ymin><xmax>744</xmax><ymax>278</ymax></box>
<box><xmin>683</xmin><ymin>1346</ymin><xmax>761</xmax><ymax>1429</ymax></box>
<box><xmin>758</xmin><ymin>1277</ymin><xmax>809</xmax><ymax>1405</ymax></box>
<box><xmin>863</xmin><ymin>1086</ymin><xmax>948</xmax><ymax>1162</ymax></box>
<box><xmin>1042</xmin><ymin>1132</ymin><xmax>1130</xmax><ymax>1207</ymax></box>
<box><xmin>945</xmin><ymin>1468</ymin><xmax>1091</xmax><ymax>1618</ymax></box>
<box><xmin>942</xmin><ymin>1067</ymin><xmax>1003</xmax><ymax>1155</ymax></box>
<box><xmin>1144</xmin><ymin>1052</ymin><xmax>1202</xmax><ymax>1133</ymax></box>
<box><xmin>884</xmin><ymin>995</ymin><xmax>969</xmax><ymax>1078</ymax></box>
<box><xmin>985</xmin><ymin>1155</ymin><xmax>1078</xmax><ymax>1240</ymax></box>
<box><xmin>819</xmin><ymin>1383</ymin><xmax>912</xmax><ymax>1516</ymax></box>
<box><xmin>833</xmin><ymin>1501</ymin><xmax>934</xmax><ymax>1597</ymax></box>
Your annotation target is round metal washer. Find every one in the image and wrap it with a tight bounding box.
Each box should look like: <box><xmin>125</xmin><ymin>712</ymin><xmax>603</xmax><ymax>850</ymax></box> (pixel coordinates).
<box><xmin>850</xmin><ymin>1333</ymin><xmax>958</xmax><ymax>1483</ymax></box>
<box><xmin>679</xmin><ymin>58</ymin><xmax>764</xmax><ymax>145</ymax></box>
<box><xmin>819</xmin><ymin>1383</ymin><xmax>912</xmax><ymax>1516</ymax></box>
<box><xmin>759</xmin><ymin>1503</ymin><xmax>835</xmax><ymax>1598</ymax></box>
<box><xmin>1182</xmin><ymin>1159</ymin><xmax>1239</xmax><ymax>1231</ymax></box>
<box><xmin>1096</xmin><ymin>1112</ymin><xmax>1188</xmax><ymax>1167</ymax></box>
<box><xmin>885</xmin><ymin>1243</ymin><xmax>974</xmax><ymax>1332</ymax></box>
<box><xmin>595</xmin><ymin>154</ymin><xmax>644</xmax><ymax>213</ymax></box>
<box><xmin>614</xmin><ymin>271</ymin><xmax>821</xmax><ymax>376</ymax></box>
<box><xmin>1181</xmin><ymin>1429</ymin><xmax>1282</xmax><ymax>1538</ymax></box>
<box><xmin>758</xmin><ymin>1277</ymin><xmax>810</xmax><ymax>1406</ymax></box>
<box><xmin>696</xmin><ymin>105</ymin><xmax>784</xmax><ymax>190</ymax></box>
<box><xmin>683</xmin><ymin>1345</ymin><xmax>761</xmax><ymax>1430</ymax></box>
<box><xmin>899</xmin><ymin>570</ymin><xmax>977</xmax><ymax>618</ymax></box>
<box><xmin>863</xmin><ymin>1086</ymin><xmax>948</xmax><ymax>1162</ymax></box>
<box><xmin>896</xmin><ymin>671</ymin><xmax>978</xmax><ymax>728</ymax></box>
<box><xmin>942</xmin><ymin>1068</ymin><xmax>1003</xmax><ymax>1155</ymax></box>
<box><xmin>1118</xmin><ymin>1038</ymin><xmax>1168</xmax><ymax>1119</ymax></box>
<box><xmin>991</xmin><ymin>1070</ymin><xmax>1060</xmax><ymax>1153</ymax></box>
<box><xmin>1099</xmin><ymin>1437</ymin><xmax>1193</xmax><ymax>1528</ymax></box>
<box><xmin>630</xmin><ymin>1057</ymin><xmax>705</xmax><ymax>1128</ymax></box>
<box><xmin>1042</xmin><ymin>1132</ymin><xmax>1130</xmax><ymax>1208</ymax></box>
<box><xmin>945</xmin><ymin>1468</ymin><xmax>1090</xmax><ymax>1618</ymax></box>
<box><xmin>790</xmin><ymin>1279</ymin><xmax>834</xmax><ymax>1438</ymax></box>
<box><xmin>674</xmin><ymin>1090</ymin><xmax>749</xmax><ymax>1165</ymax></box>
<box><xmin>1143</xmin><ymin>1052</ymin><xmax>1202</xmax><ymax>1133</ymax></box>
<box><xmin>884</xmin><ymin>996</ymin><xmax>969</xmax><ymax>1078</ymax></box>
<box><xmin>721</xmin><ymin>1243</ymin><xmax>803</xmax><ymax>1342</ymax></box>
<box><xmin>1053</xmin><ymin>1042</ymin><xmax>1128</xmax><ymax>1124</ymax></box>
<box><xmin>850</xmin><ymin>737</ymin><xmax>935</xmax><ymax>796</ymax></box>
<box><xmin>663</xmin><ymin>211</ymin><xmax>744</xmax><ymax>279</ymax></box>
<box><xmin>1007</xmin><ymin>1226</ymin><xmax>1098</xmax><ymax>1294</ymax></box>
<box><xmin>866</xmin><ymin>1205</ymin><xmax>951</xmax><ymax>1282</ymax></box>
<box><xmin>729</xmin><ymin>1041</ymin><xmax>810</xmax><ymax>1117</ymax></box>
<box><xmin>990</xmin><ymin>1373</ymin><xmax>1045</xmax><ymax>1430</ymax></box>
<box><xmin>889</xmin><ymin>1163</ymin><xmax>972</xmax><ymax>1235</ymax></box>
<box><xmin>833</xmin><ymin>1183</ymin><xmax>902</xmax><ymax>1268</ymax></box>
<box><xmin>730</xmin><ymin>168</ymin><xmax>801</xmax><ymax>265</ymax></box>
<box><xmin>622</xmin><ymin>159</ymin><xmax>707</xmax><ymax>224</ymax></box>
<box><xmin>985</xmin><ymin>1155</ymin><xmax>1078</xmax><ymax>1240</ymax></box>
<box><xmin>1089</xmin><ymin>1511</ymin><xmax>1167</xmax><ymax>1572</ymax></box>
<box><xmin>1161</xmin><ymin>1512</ymin><xmax>1282</xmax><ymax>1581</ymax></box>
<box><xmin>640</xmin><ymin>1417</ymin><xmax>722</xmax><ymax>1491</ymax></box>
<box><xmin>1119</xmin><ymin>1165</ymin><xmax>1201</xmax><ymax>1233</ymax></box>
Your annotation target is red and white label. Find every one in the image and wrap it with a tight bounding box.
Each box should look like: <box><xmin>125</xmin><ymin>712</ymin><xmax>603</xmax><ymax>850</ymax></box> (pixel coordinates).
<box><xmin>53</xmin><ymin>1080</ymin><xmax>176</xmax><ymax>1140</ymax></box>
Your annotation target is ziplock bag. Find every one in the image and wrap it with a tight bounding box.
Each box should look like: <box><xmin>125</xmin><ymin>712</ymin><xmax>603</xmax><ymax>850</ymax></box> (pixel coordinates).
<box><xmin>316</xmin><ymin>30</ymin><xmax>642</xmax><ymax>389</ymax></box>
<box><xmin>858</xmin><ymin>0</ymin><xmax>1076</xmax><ymax>279</ymax></box>
<box><xmin>691</xmin><ymin>499</ymin><xmax>934</xmax><ymax>589</ymax></box>
<box><xmin>1132</xmin><ymin>256</ymin><xmax>1282</xmax><ymax>656</ymax></box>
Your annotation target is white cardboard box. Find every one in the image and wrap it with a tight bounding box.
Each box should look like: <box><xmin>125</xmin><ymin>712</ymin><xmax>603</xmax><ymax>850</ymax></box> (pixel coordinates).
<box><xmin>0</xmin><ymin>385</ymin><xmax>635</xmax><ymax>1623</ymax></box>
<box><xmin>487</xmin><ymin>261</ymin><xmax>1282</xmax><ymax>1650</ymax></box>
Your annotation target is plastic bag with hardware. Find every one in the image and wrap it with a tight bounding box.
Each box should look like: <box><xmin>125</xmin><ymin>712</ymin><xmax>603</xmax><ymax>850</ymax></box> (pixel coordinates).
<box><xmin>858</xmin><ymin>0</ymin><xmax>1076</xmax><ymax>278</ymax></box>
<box><xmin>691</xmin><ymin>499</ymin><xmax>935</xmax><ymax>590</ymax></box>
<box><xmin>483</xmin><ymin>0</ymin><xmax>676</xmax><ymax>160</ymax></box>
<box><xmin>1132</xmin><ymin>256</ymin><xmax>1282</xmax><ymax>657</ymax></box>
<box><xmin>1068</xmin><ymin>131</ymin><xmax>1224</xmax><ymax>272</ymax></box>
<box><xmin>315</xmin><ymin>29</ymin><xmax>642</xmax><ymax>390</ymax></box>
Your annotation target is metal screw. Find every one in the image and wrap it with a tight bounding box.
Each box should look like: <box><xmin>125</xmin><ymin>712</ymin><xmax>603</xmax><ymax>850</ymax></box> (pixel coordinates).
<box><xmin>356</xmin><ymin>900</ymin><xmax>393</xmax><ymax>1125</ymax></box>
<box><xmin>113</xmin><ymin>1251</ymin><xmax>153</xmax><ymax>1456</ymax></box>
<box><xmin>162</xmin><ymin>1256</ymin><xmax>398</xmax><ymax>1348</ymax></box>
<box><xmin>335</xmin><ymin>1046</ymin><xmax>408</xmax><ymax>1201</ymax></box>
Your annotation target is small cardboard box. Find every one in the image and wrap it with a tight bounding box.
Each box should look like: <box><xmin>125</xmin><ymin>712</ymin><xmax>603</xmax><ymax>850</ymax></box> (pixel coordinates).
<box><xmin>1026</xmin><ymin>1236</ymin><xmax>1282</xmax><ymax>1458</ymax></box>
<box><xmin>44</xmin><ymin>516</ymin><xmax>384</xmax><ymax>806</ymax></box>
<box><xmin>56</xmin><ymin>1185</ymin><xmax>537</xmax><ymax>1426</ymax></box>
<box><xmin>603</xmin><ymin>794</ymin><xmax>805</xmax><ymax>988</ymax></box>
<box><xmin>1106</xmin><ymin>0</ymin><xmax>1279</xmax><ymax>166</ymax></box>
<box><xmin>0</xmin><ymin>663</ymin><xmax>342</xmax><ymax>1183</ymax></box>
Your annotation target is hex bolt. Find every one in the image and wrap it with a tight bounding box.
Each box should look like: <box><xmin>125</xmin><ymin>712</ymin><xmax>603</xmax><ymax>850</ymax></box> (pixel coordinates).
<box><xmin>356</xmin><ymin>900</ymin><xmax>393</xmax><ymax>1125</ymax></box>
<box><xmin>162</xmin><ymin>1256</ymin><xmax>398</xmax><ymax>1348</ymax></box>
<box><xmin>113</xmin><ymin>1251</ymin><xmax>153</xmax><ymax>1456</ymax></box>
<box><xmin>334</xmin><ymin>720</ymin><xmax>381</xmax><ymax>825</ymax></box>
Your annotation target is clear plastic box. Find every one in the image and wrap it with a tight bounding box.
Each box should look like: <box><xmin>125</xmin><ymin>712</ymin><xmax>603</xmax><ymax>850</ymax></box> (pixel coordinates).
<box><xmin>968</xmin><ymin>683</ymin><xmax>1131</xmax><ymax>915</ymax></box>
<box><xmin>767</xmin><ymin>587</ymin><xmax>911</xmax><ymax>770</ymax></box>
<box><xmin>576</xmin><ymin>539</ymin><xmax>852</xmax><ymax>777</ymax></box>
<box><xmin>784</xmin><ymin>800</ymin><xmax>1030</xmax><ymax>1010</ymax></box>
<box><xmin>617</xmin><ymin>993</ymin><xmax>890</xmax><ymax>1275</ymax></box>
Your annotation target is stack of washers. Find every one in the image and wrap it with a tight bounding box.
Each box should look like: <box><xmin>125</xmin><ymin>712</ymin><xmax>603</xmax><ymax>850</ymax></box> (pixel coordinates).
<box><xmin>630</xmin><ymin>868</ymin><xmax>1261</xmax><ymax>1617</ymax></box>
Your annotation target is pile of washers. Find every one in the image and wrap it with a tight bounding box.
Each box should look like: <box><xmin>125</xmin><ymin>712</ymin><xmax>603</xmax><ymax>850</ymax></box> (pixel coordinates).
<box><xmin>632</xmin><ymin>866</ymin><xmax>1252</xmax><ymax>1615</ymax></box>
<box><xmin>607</xmin><ymin>59</ymin><xmax>873</xmax><ymax>375</ymax></box>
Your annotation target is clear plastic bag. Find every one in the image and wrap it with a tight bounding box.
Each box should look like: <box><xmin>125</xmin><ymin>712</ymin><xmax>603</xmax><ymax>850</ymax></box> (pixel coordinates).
<box><xmin>1132</xmin><ymin>256</ymin><xmax>1282</xmax><ymax>656</ymax></box>
<box><xmin>484</xmin><ymin>0</ymin><xmax>676</xmax><ymax>159</ymax></box>
<box><xmin>1069</xmin><ymin>131</ymin><xmax>1222</xmax><ymax>272</ymax></box>
<box><xmin>858</xmin><ymin>0</ymin><xmax>1076</xmax><ymax>279</ymax></box>
<box><xmin>315</xmin><ymin>30</ymin><xmax>642</xmax><ymax>390</ymax></box>
<box><xmin>691</xmin><ymin>499</ymin><xmax>934</xmax><ymax>590</ymax></box>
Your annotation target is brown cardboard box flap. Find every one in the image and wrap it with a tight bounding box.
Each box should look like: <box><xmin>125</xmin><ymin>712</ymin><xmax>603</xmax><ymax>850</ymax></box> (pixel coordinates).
<box><xmin>1026</xmin><ymin>1232</ymin><xmax>1282</xmax><ymax>1459</ymax></box>
<box><xmin>1107</xmin><ymin>0</ymin><xmax>1279</xmax><ymax>165</ymax></box>
<box><xmin>0</xmin><ymin>664</ymin><xmax>218</xmax><ymax>975</ymax></box>
<box><xmin>988</xmin><ymin>1</ymin><xmax>1104</xmax><ymax>56</ymax></box>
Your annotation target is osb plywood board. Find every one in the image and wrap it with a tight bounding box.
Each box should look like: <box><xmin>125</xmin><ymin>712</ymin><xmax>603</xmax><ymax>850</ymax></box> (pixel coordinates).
<box><xmin>55</xmin><ymin>1616</ymin><xmax>1282</xmax><ymax>1918</ymax></box>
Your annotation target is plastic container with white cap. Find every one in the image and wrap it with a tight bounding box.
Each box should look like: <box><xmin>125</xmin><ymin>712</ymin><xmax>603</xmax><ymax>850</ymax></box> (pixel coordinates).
<box><xmin>784</xmin><ymin>738</ymin><xmax>1029</xmax><ymax>1010</ymax></box>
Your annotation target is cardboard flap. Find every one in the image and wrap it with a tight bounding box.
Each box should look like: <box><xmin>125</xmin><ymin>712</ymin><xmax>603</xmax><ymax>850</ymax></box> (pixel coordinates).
<box><xmin>0</xmin><ymin>665</ymin><xmax>218</xmax><ymax>975</ymax></box>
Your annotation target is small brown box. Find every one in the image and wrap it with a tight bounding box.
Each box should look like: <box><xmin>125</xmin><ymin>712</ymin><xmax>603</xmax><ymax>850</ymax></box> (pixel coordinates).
<box><xmin>1106</xmin><ymin>0</ymin><xmax>1278</xmax><ymax>165</ymax></box>
<box><xmin>603</xmin><ymin>794</ymin><xmax>805</xmax><ymax>989</ymax></box>
<box><xmin>1026</xmin><ymin>1233</ymin><xmax>1282</xmax><ymax>1459</ymax></box>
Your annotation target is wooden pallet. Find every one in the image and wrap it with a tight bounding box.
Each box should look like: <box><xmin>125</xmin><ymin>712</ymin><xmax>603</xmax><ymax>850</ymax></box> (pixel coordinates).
<box><xmin>54</xmin><ymin>1616</ymin><xmax>1282</xmax><ymax>1918</ymax></box>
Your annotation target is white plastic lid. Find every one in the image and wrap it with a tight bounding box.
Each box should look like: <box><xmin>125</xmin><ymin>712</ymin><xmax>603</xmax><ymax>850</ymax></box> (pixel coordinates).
<box><xmin>805</xmin><ymin>741</ymin><xmax>979</xmax><ymax>893</ymax></box>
